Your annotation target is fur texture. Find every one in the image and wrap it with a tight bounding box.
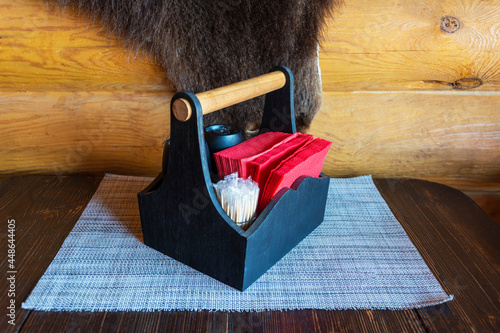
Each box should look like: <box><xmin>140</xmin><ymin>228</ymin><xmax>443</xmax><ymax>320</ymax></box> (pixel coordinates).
<box><xmin>54</xmin><ymin>0</ymin><xmax>342</xmax><ymax>136</ymax></box>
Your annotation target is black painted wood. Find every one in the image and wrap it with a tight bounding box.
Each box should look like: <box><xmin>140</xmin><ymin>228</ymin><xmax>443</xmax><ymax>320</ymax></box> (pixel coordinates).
<box><xmin>259</xmin><ymin>66</ymin><xmax>296</xmax><ymax>135</ymax></box>
<box><xmin>137</xmin><ymin>67</ymin><xmax>330</xmax><ymax>291</ymax></box>
<box><xmin>244</xmin><ymin>175</ymin><xmax>329</xmax><ymax>289</ymax></box>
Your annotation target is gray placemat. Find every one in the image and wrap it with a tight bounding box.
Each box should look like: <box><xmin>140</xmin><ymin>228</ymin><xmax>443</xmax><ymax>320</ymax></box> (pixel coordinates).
<box><xmin>22</xmin><ymin>174</ymin><xmax>452</xmax><ymax>311</ymax></box>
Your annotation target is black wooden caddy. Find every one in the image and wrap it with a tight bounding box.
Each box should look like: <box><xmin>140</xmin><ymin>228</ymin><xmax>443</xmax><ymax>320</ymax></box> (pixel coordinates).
<box><xmin>137</xmin><ymin>66</ymin><xmax>330</xmax><ymax>291</ymax></box>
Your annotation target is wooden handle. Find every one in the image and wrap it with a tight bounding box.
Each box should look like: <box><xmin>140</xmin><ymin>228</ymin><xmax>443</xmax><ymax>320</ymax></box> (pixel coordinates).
<box><xmin>172</xmin><ymin>71</ymin><xmax>286</xmax><ymax>121</ymax></box>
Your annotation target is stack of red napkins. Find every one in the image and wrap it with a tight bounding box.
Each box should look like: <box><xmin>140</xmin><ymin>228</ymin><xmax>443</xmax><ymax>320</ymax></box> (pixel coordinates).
<box><xmin>214</xmin><ymin>132</ymin><xmax>332</xmax><ymax>213</ymax></box>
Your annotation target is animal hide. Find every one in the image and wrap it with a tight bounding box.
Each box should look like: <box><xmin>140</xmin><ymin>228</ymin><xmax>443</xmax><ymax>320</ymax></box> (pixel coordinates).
<box><xmin>54</xmin><ymin>0</ymin><xmax>343</xmax><ymax>136</ymax></box>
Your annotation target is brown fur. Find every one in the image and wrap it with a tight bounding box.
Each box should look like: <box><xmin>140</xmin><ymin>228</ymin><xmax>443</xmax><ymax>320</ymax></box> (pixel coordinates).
<box><xmin>54</xmin><ymin>0</ymin><xmax>343</xmax><ymax>135</ymax></box>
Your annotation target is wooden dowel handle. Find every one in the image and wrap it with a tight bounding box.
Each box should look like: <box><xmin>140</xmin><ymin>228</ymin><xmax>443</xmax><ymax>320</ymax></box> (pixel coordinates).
<box><xmin>172</xmin><ymin>71</ymin><xmax>286</xmax><ymax>121</ymax></box>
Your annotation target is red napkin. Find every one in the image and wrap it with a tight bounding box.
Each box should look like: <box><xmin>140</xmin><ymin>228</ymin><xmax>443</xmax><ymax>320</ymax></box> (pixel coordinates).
<box><xmin>247</xmin><ymin>133</ymin><xmax>314</xmax><ymax>205</ymax></box>
<box><xmin>214</xmin><ymin>132</ymin><xmax>292</xmax><ymax>179</ymax></box>
<box><xmin>257</xmin><ymin>138</ymin><xmax>332</xmax><ymax>212</ymax></box>
<box><xmin>214</xmin><ymin>132</ymin><xmax>332</xmax><ymax>214</ymax></box>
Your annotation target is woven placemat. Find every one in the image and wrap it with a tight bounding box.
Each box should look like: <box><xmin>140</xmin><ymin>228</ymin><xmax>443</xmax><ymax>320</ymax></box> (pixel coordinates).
<box><xmin>22</xmin><ymin>174</ymin><xmax>452</xmax><ymax>311</ymax></box>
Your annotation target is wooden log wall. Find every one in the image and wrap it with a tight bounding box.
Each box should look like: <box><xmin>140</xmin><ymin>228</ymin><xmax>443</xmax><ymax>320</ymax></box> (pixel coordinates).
<box><xmin>1</xmin><ymin>0</ymin><xmax>499</xmax><ymax>192</ymax></box>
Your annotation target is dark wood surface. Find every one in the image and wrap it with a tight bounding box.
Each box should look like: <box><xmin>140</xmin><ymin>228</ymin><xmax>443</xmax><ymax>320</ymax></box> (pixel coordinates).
<box><xmin>1</xmin><ymin>175</ymin><xmax>499</xmax><ymax>332</ymax></box>
<box><xmin>466</xmin><ymin>192</ymin><xmax>500</xmax><ymax>225</ymax></box>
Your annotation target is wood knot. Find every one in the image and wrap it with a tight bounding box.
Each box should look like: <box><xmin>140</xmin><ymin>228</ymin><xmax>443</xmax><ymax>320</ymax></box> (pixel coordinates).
<box><xmin>423</xmin><ymin>78</ymin><xmax>483</xmax><ymax>90</ymax></box>
<box><xmin>441</xmin><ymin>16</ymin><xmax>461</xmax><ymax>33</ymax></box>
<box><xmin>450</xmin><ymin>78</ymin><xmax>483</xmax><ymax>90</ymax></box>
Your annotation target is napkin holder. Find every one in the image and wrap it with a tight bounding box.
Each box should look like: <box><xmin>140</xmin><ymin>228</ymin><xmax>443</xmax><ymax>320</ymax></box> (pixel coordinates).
<box><xmin>138</xmin><ymin>66</ymin><xmax>330</xmax><ymax>291</ymax></box>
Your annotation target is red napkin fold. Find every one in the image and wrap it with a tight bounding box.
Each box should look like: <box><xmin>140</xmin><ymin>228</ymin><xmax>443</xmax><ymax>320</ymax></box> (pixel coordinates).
<box><xmin>214</xmin><ymin>132</ymin><xmax>292</xmax><ymax>179</ymax></box>
<box><xmin>257</xmin><ymin>138</ymin><xmax>332</xmax><ymax>212</ymax></box>
<box><xmin>214</xmin><ymin>132</ymin><xmax>331</xmax><ymax>213</ymax></box>
<box><xmin>247</xmin><ymin>133</ymin><xmax>314</xmax><ymax>208</ymax></box>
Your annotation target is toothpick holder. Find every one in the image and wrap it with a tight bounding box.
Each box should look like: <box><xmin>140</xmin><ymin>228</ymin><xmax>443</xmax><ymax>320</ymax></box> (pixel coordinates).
<box><xmin>137</xmin><ymin>66</ymin><xmax>330</xmax><ymax>291</ymax></box>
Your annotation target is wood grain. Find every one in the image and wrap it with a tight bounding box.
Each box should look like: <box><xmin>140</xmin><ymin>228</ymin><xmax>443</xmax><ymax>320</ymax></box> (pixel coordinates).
<box><xmin>2</xmin><ymin>0</ymin><xmax>498</xmax><ymax>92</ymax></box>
<box><xmin>0</xmin><ymin>174</ymin><xmax>103</xmax><ymax>333</ymax></box>
<box><xmin>21</xmin><ymin>309</ymin><xmax>426</xmax><ymax>333</ymax></box>
<box><xmin>308</xmin><ymin>91</ymin><xmax>500</xmax><ymax>191</ymax></box>
<box><xmin>0</xmin><ymin>0</ymin><xmax>499</xmax><ymax>192</ymax></box>
<box><xmin>375</xmin><ymin>179</ymin><xmax>500</xmax><ymax>333</ymax></box>
<box><xmin>0</xmin><ymin>91</ymin><xmax>171</xmax><ymax>176</ymax></box>
<box><xmin>0</xmin><ymin>0</ymin><xmax>170</xmax><ymax>92</ymax></box>
<box><xmin>2</xmin><ymin>90</ymin><xmax>497</xmax><ymax>190</ymax></box>
<box><xmin>2</xmin><ymin>175</ymin><xmax>498</xmax><ymax>332</ymax></box>
<box><xmin>319</xmin><ymin>0</ymin><xmax>500</xmax><ymax>91</ymax></box>
<box><xmin>465</xmin><ymin>192</ymin><xmax>500</xmax><ymax>225</ymax></box>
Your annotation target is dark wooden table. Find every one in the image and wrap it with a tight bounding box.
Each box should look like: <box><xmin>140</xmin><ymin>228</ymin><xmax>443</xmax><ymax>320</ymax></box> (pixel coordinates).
<box><xmin>1</xmin><ymin>174</ymin><xmax>499</xmax><ymax>332</ymax></box>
